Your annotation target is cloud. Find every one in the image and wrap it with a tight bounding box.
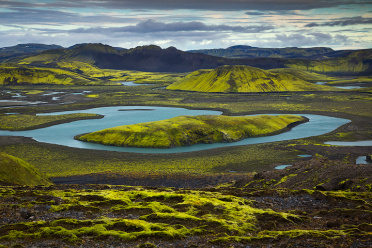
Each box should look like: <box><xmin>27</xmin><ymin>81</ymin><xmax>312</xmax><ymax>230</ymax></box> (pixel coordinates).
<box><xmin>70</xmin><ymin>19</ymin><xmax>275</xmax><ymax>34</ymax></box>
<box><xmin>305</xmin><ymin>16</ymin><xmax>372</xmax><ymax>27</ymax></box>
<box><xmin>272</xmin><ymin>33</ymin><xmax>351</xmax><ymax>47</ymax></box>
<box><xmin>1</xmin><ymin>0</ymin><xmax>371</xmax><ymax>11</ymax></box>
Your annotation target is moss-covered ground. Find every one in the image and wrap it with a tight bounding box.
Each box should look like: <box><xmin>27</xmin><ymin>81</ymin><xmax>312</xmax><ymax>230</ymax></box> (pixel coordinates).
<box><xmin>76</xmin><ymin>114</ymin><xmax>307</xmax><ymax>148</ymax></box>
<box><xmin>0</xmin><ymin>181</ymin><xmax>371</xmax><ymax>247</ymax></box>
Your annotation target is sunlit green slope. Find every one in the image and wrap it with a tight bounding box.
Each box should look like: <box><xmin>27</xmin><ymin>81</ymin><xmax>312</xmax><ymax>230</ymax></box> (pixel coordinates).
<box><xmin>167</xmin><ymin>65</ymin><xmax>333</xmax><ymax>92</ymax></box>
<box><xmin>286</xmin><ymin>49</ymin><xmax>372</xmax><ymax>75</ymax></box>
<box><xmin>76</xmin><ymin>114</ymin><xmax>307</xmax><ymax>148</ymax></box>
<box><xmin>0</xmin><ymin>153</ymin><xmax>52</xmax><ymax>186</ymax></box>
<box><xmin>0</xmin><ymin>64</ymin><xmax>91</xmax><ymax>85</ymax></box>
<box><xmin>268</xmin><ymin>68</ymin><xmax>336</xmax><ymax>81</ymax></box>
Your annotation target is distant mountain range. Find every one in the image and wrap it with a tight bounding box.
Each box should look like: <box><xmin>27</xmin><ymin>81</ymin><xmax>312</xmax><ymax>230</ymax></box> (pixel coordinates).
<box><xmin>188</xmin><ymin>45</ymin><xmax>357</xmax><ymax>59</ymax></box>
<box><xmin>1</xmin><ymin>43</ymin><xmax>371</xmax><ymax>75</ymax></box>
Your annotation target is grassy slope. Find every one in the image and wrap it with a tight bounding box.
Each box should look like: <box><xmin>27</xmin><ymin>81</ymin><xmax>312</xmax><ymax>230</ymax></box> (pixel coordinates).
<box><xmin>268</xmin><ymin>68</ymin><xmax>336</xmax><ymax>81</ymax></box>
<box><xmin>0</xmin><ymin>152</ymin><xmax>51</xmax><ymax>186</ymax></box>
<box><xmin>0</xmin><ymin>64</ymin><xmax>91</xmax><ymax>85</ymax></box>
<box><xmin>286</xmin><ymin>50</ymin><xmax>372</xmax><ymax>75</ymax></box>
<box><xmin>167</xmin><ymin>65</ymin><xmax>334</xmax><ymax>92</ymax></box>
<box><xmin>76</xmin><ymin>115</ymin><xmax>307</xmax><ymax>148</ymax></box>
<box><xmin>0</xmin><ymin>113</ymin><xmax>103</xmax><ymax>131</ymax></box>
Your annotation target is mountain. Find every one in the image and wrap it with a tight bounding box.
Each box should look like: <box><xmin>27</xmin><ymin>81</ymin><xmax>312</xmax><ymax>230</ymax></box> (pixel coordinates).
<box><xmin>0</xmin><ymin>152</ymin><xmax>52</xmax><ymax>186</ymax></box>
<box><xmin>20</xmin><ymin>44</ymin><xmax>226</xmax><ymax>72</ymax></box>
<box><xmin>0</xmin><ymin>43</ymin><xmax>63</xmax><ymax>62</ymax></box>
<box><xmin>188</xmin><ymin>45</ymin><xmax>335</xmax><ymax>59</ymax></box>
<box><xmin>10</xmin><ymin>43</ymin><xmax>372</xmax><ymax>75</ymax></box>
<box><xmin>167</xmin><ymin>65</ymin><xmax>335</xmax><ymax>93</ymax></box>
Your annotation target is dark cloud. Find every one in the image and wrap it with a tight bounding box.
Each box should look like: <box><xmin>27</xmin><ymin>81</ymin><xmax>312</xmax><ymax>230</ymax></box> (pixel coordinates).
<box><xmin>70</xmin><ymin>19</ymin><xmax>274</xmax><ymax>34</ymax></box>
<box><xmin>0</xmin><ymin>7</ymin><xmax>136</xmax><ymax>25</ymax></box>
<box><xmin>306</xmin><ymin>16</ymin><xmax>372</xmax><ymax>27</ymax></box>
<box><xmin>1</xmin><ymin>0</ymin><xmax>371</xmax><ymax>11</ymax></box>
<box><xmin>245</xmin><ymin>11</ymin><xmax>266</xmax><ymax>15</ymax></box>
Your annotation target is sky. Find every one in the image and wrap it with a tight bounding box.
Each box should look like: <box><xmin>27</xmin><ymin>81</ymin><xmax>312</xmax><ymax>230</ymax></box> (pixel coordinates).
<box><xmin>0</xmin><ymin>0</ymin><xmax>372</xmax><ymax>50</ymax></box>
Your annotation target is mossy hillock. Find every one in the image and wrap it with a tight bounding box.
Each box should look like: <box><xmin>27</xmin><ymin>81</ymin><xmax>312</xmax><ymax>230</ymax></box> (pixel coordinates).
<box><xmin>0</xmin><ymin>153</ymin><xmax>52</xmax><ymax>186</ymax></box>
<box><xmin>76</xmin><ymin>114</ymin><xmax>307</xmax><ymax>148</ymax></box>
<box><xmin>166</xmin><ymin>65</ymin><xmax>333</xmax><ymax>92</ymax></box>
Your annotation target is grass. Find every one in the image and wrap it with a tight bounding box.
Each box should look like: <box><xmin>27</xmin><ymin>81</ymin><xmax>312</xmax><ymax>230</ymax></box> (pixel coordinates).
<box><xmin>76</xmin><ymin>114</ymin><xmax>307</xmax><ymax>148</ymax></box>
<box><xmin>0</xmin><ymin>113</ymin><xmax>103</xmax><ymax>131</ymax></box>
<box><xmin>167</xmin><ymin>65</ymin><xmax>335</xmax><ymax>93</ymax></box>
<box><xmin>0</xmin><ymin>152</ymin><xmax>51</xmax><ymax>186</ymax></box>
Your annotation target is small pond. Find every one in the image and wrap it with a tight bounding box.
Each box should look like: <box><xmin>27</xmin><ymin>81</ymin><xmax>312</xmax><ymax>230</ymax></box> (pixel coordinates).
<box><xmin>119</xmin><ymin>81</ymin><xmax>152</xmax><ymax>86</ymax></box>
<box><xmin>0</xmin><ymin>106</ymin><xmax>350</xmax><ymax>154</ymax></box>
<box><xmin>356</xmin><ymin>156</ymin><xmax>371</xmax><ymax>164</ymax></box>
<box><xmin>275</xmin><ymin>165</ymin><xmax>292</xmax><ymax>170</ymax></box>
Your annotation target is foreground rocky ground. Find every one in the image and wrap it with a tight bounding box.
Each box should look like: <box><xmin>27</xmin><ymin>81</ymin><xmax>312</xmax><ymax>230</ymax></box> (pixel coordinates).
<box><xmin>1</xmin><ymin>159</ymin><xmax>371</xmax><ymax>248</ymax></box>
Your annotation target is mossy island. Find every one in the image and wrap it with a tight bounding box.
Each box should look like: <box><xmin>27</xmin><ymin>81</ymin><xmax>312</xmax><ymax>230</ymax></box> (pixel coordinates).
<box><xmin>167</xmin><ymin>65</ymin><xmax>334</xmax><ymax>93</ymax></box>
<box><xmin>76</xmin><ymin>114</ymin><xmax>308</xmax><ymax>148</ymax></box>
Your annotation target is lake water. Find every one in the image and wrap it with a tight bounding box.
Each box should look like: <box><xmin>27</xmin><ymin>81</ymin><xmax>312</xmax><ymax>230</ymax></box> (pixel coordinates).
<box><xmin>356</xmin><ymin>156</ymin><xmax>370</xmax><ymax>164</ymax></box>
<box><xmin>0</xmin><ymin>106</ymin><xmax>350</xmax><ymax>154</ymax></box>
<box><xmin>325</xmin><ymin>140</ymin><xmax>372</xmax><ymax>146</ymax></box>
<box><xmin>275</xmin><ymin>165</ymin><xmax>292</xmax><ymax>170</ymax></box>
<box><xmin>119</xmin><ymin>81</ymin><xmax>152</xmax><ymax>86</ymax></box>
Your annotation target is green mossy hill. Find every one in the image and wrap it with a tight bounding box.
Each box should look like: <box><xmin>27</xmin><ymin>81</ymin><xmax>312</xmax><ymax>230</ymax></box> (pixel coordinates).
<box><xmin>0</xmin><ymin>64</ymin><xmax>90</xmax><ymax>85</ymax></box>
<box><xmin>167</xmin><ymin>65</ymin><xmax>333</xmax><ymax>92</ymax></box>
<box><xmin>76</xmin><ymin>114</ymin><xmax>307</xmax><ymax>148</ymax></box>
<box><xmin>0</xmin><ymin>153</ymin><xmax>52</xmax><ymax>186</ymax></box>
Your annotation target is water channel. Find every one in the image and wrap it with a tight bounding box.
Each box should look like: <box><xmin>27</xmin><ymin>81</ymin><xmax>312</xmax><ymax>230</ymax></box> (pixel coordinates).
<box><xmin>0</xmin><ymin>106</ymin><xmax>351</xmax><ymax>154</ymax></box>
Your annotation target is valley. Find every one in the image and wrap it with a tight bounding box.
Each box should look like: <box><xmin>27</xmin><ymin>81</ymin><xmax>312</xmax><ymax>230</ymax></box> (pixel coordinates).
<box><xmin>0</xmin><ymin>43</ymin><xmax>371</xmax><ymax>247</ymax></box>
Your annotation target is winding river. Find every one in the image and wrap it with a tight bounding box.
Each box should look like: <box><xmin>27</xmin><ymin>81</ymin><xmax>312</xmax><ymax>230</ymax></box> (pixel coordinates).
<box><xmin>0</xmin><ymin>106</ymin><xmax>350</xmax><ymax>154</ymax></box>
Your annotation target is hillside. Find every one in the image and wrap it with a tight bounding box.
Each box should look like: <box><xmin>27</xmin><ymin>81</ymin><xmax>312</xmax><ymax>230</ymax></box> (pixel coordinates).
<box><xmin>286</xmin><ymin>49</ymin><xmax>372</xmax><ymax>75</ymax></box>
<box><xmin>0</xmin><ymin>152</ymin><xmax>51</xmax><ymax>186</ymax></box>
<box><xmin>167</xmin><ymin>65</ymin><xmax>334</xmax><ymax>92</ymax></box>
<box><xmin>0</xmin><ymin>64</ymin><xmax>92</xmax><ymax>85</ymax></box>
<box><xmin>0</xmin><ymin>43</ymin><xmax>63</xmax><ymax>62</ymax></box>
<box><xmin>189</xmin><ymin>45</ymin><xmax>334</xmax><ymax>59</ymax></box>
<box><xmin>0</xmin><ymin>158</ymin><xmax>371</xmax><ymax>247</ymax></box>
<box><xmin>76</xmin><ymin>114</ymin><xmax>307</xmax><ymax>148</ymax></box>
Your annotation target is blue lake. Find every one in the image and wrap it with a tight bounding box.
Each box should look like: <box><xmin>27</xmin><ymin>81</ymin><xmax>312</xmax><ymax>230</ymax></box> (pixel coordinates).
<box><xmin>0</xmin><ymin>106</ymin><xmax>351</xmax><ymax>154</ymax></box>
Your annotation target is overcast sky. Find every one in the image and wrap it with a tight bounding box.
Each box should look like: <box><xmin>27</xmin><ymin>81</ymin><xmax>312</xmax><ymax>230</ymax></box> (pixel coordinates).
<box><xmin>0</xmin><ymin>0</ymin><xmax>371</xmax><ymax>50</ymax></box>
